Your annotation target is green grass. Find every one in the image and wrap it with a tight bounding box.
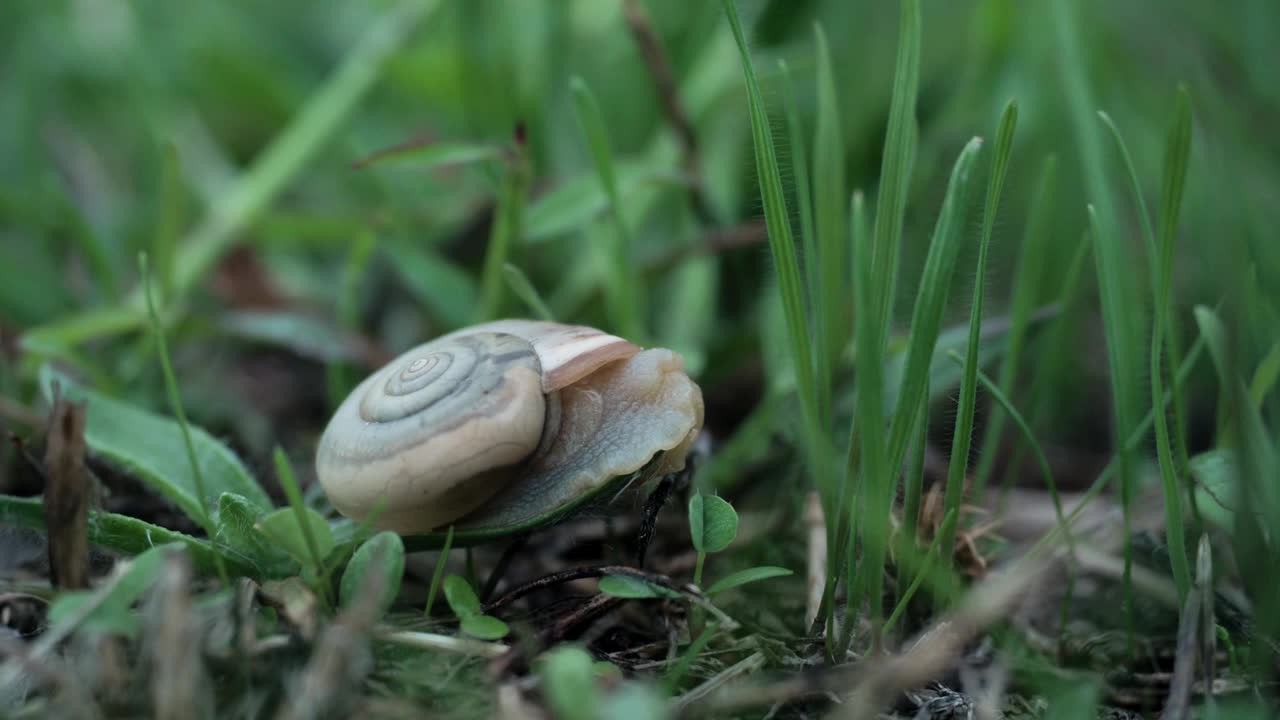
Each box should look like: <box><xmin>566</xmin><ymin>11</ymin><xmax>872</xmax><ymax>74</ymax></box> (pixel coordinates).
<box><xmin>2</xmin><ymin>0</ymin><xmax>1278</xmax><ymax>716</ymax></box>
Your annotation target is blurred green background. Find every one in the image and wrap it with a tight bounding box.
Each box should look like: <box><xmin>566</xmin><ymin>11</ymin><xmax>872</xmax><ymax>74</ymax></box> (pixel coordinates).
<box><xmin>1</xmin><ymin>0</ymin><xmax>1277</xmax><ymax>484</ymax></box>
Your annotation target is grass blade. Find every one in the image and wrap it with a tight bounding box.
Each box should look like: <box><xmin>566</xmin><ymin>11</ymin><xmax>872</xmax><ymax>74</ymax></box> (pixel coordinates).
<box><xmin>882</xmin><ymin>138</ymin><xmax>984</xmax><ymax>482</ymax></box>
<box><xmin>813</xmin><ymin>23</ymin><xmax>848</xmax><ymax>424</ymax></box>
<box><xmin>940</xmin><ymin>99</ymin><xmax>1017</xmax><ymax>567</ymax></box>
<box><xmin>974</xmin><ymin>155</ymin><xmax>1058</xmax><ymax>493</ymax></box>
<box><xmin>721</xmin><ymin>1</ymin><xmax>822</xmax><ymax>490</ymax></box>
<box><xmin>1087</xmin><ymin>204</ymin><xmax>1141</xmax><ymax>654</ymax></box>
<box><xmin>140</xmin><ymin>253</ymin><xmax>228</xmax><ymax>585</ymax></box>
<box><xmin>1147</xmin><ymin>86</ymin><xmax>1194</xmax><ymax>600</ymax></box>
<box><xmin>869</xmin><ymin>0</ymin><xmax>922</xmax><ymax>344</ymax></box>
<box><xmin>477</xmin><ymin>138</ymin><xmax>530</xmax><ymax>322</ymax></box>
<box><xmin>570</xmin><ymin>76</ymin><xmax>644</xmax><ymax>340</ymax></box>
<box><xmin>778</xmin><ymin>60</ymin><xmax>817</xmax><ymax>311</ymax></box>
<box><xmin>503</xmin><ymin>263</ymin><xmax>556</xmax><ymax>321</ymax></box>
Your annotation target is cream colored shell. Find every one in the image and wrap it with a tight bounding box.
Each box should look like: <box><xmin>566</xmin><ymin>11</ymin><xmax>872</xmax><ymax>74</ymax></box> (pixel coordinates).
<box><xmin>315</xmin><ymin>320</ymin><xmax>704</xmax><ymax>535</ymax></box>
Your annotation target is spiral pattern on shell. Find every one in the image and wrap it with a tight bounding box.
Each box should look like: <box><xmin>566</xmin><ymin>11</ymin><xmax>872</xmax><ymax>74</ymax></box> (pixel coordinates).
<box><xmin>316</xmin><ymin>332</ymin><xmax>547</xmax><ymax>534</ymax></box>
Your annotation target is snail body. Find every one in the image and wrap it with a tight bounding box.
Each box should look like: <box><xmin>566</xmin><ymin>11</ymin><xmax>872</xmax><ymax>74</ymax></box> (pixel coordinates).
<box><xmin>315</xmin><ymin>320</ymin><xmax>703</xmax><ymax>537</ymax></box>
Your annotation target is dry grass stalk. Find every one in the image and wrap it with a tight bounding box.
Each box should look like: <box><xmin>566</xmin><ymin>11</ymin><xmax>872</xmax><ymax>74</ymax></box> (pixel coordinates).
<box><xmin>42</xmin><ymin>386</ymin><xmax>89</xmax><ymax>591</ymax></box>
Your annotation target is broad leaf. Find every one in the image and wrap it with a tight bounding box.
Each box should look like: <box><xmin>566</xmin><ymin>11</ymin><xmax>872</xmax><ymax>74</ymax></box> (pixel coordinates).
<box><xmin>442</xmin><ymin>574</ymin><xmax>482</xmax><ymax>617</ymax></box>
<box><xmin>254</xmin><ymin>507</ymin><xmax>334</xmax><ymax>567</ymax></box>
<box><xmin>460</xmin><ymin>614</ymin><xmax>509</xmax><ymax>640</ymax></box>
<box><xmin>339</xmin><ymin>531</ymin><xmax>405</xmax><ymax>616</ymax></box>
<box><xmin>688</xmin><ymin>494</ymin><xmax>738</xmax><ymax>554</ymax></box>
<box><xmin>40</xmin><ymin>367</ymin><xmax>271</xmax><ymax>524</ymax></box>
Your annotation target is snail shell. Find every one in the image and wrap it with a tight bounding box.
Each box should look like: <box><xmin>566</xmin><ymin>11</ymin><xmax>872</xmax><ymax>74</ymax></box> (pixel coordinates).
<box><xmin>315</xmin><ymin>320</ymin><xmax>704</xmax><ymax>535</ymax></box>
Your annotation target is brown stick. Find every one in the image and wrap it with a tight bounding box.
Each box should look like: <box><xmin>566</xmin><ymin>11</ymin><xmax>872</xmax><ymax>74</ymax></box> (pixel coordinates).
<box><xmin>42</xmin><ymin>384</ymin><xmax>90</xmax><ymax>590</ymax></box>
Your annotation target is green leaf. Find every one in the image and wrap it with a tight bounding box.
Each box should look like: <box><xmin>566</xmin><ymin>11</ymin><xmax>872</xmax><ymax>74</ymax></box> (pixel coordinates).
<box><xmin>254</xmin><ymin>507</ymin><xmax>335</xmax><ymax>567</ymax></box>
<box><xmin>460</xmin><ymin>614</ymin><xmax>510</xmax><ymax>640</ymax></box>
<box><xmin>538</xmin><ymin>645</ymin><xmax>601</xmax><ymax>720</ymax></box>
<box><xmin>1</xmin><ymin>494</ymin><xmax>261</xmax><ymax>578</ymax></box>
<box><xmin>39</xmin><ymin>367</ymin><xmax>272</xmax><ymax>523</ymax></box>
<box><xmin>442</xmin><ymin>574</ymin><xmax>482</xmax><ymax>617</ymax></box>
<box><xmin>339</xmin><ymin>531</ymin><xmax>405</xmax><ymax>616</ymax></box>
<box><xmin>599</xmin><ymin>575</ymin><xmax>679</xmax><ymax>600</ymax></box>
<box><xmin>214</xmin><ymin>493</ymin><xmax>297</xmax><ymax>578</ymax></box>
<box><xmin>47</xmin><ymin>543</ymin><xmax>178</xmax><ymax>639</ymax></box>
<box><xmin>1190</xmin><ymin>449</ymin><xmax>1239</xmax><ymax>531</ymax></box>
<box><xmin>688</xmin><ymin>494</ymin><xmax>738</xmax><ymax>554</ymax></box>
<box><xmin>705</xmin><ymin>566</ymin><xmax>793</xmax><ymax>595</ymax></box>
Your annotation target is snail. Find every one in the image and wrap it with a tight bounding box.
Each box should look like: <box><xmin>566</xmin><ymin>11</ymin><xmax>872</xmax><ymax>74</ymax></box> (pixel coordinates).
<box><xmin>315</xmin><ymin>320</ymin><xmax>704</xmax><ymax>541</ymax></box>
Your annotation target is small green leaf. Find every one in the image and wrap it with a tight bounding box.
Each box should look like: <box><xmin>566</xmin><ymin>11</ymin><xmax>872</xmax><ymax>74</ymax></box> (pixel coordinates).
<box><xmin>599</xmin><ymin>575</ymin><xmax>679</xmax><ymax>600</ymax></box>
<box><xmin>214</xmin><ymin>493</ymin><xmax>297</xmax><ymax>578</ymax></box>
<box><xmin>339</xmin><ymin>531</ymin><xmax>405</xmax><ymax>616</ymax></box>
<box><xmin>39</xmin><ymin>367</ymin><xmax>272</xmax><ymax>523</ymax></box>
<box><xmin>705</xmin><ymin>566</ymin><xmax>793</xmax><ymax>595</ymax></box>
<box><xmin>1190</xmin><ymin>449</ymin><xmax>1239</xmax><ymax>531</ymax></box>
<box><xmin>254</xmin><ymin>507</ymin><xmax>334</xmax><ymax>567</ymax></box>
<box><xmin>538</xmin><ymin>645</ymin><xmax>601</xmax><ymax>720</ymax></box>
<box><xmin>460</xmin><ymin>614</ymin><xmax>510</xmax><ymax>640</ymax></box>
<box><xmin>443</xmin><ymin>574</ymin><xmax>482</xmax><ymax>617</ymax></box>
<box><xmin>688</xmin><ymin>494</ymin><xmax>738</xmax><ymax>554</ymax></box>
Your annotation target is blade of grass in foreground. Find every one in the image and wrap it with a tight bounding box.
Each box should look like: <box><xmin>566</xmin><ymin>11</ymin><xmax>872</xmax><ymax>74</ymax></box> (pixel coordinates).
<box><xmin>881</xmin><ymin>138</ymin><xmax>983</xmax><ymax>482</ymax></box>
<box><xmin>850</xmin><ymin>137</ymin><xmax>984</xmax><ymax>648</ymax></box>
<box><xmin>778</xmin><ymin>60</ymin><xmax>817</xmax><ymax>316</ymax></box>
<box><xmin>1052</xmin><ymin>0</ymin><xmax>1143</xmax><ymax>655</ymax></box>
<box><xmin>974</xmin><ymin>155</ymin><xmax>1058</xmax><ymax>495</ymax></box>
<box><xmin>813</xmin><ymin>23</ymin><xmax>848</xmax><ymax>424</ymax></box>
<box><xmin>1146</xmin><ymin>86</ymin><xmax>1194</xmax><ymax>601</ymax></box>
<box><xmin>851</xmin><ymin>141</ymin><xmax>889</xmax><ymax>645</ymax></box>
<box><xmin>869</xmin><ymin>0</ymin><xmax>922</xmax><ymax>346</ymax></box>
<box><xmin>723</xmin><ymin>0</ymin><xmax>836</xmax><ymax>644</ymax></box>
<box><xmin>721</xmin><ymin>1</ymin><xmax>822</xmax><ymax>488</ymax></box>
<box><xmin>940</xmin><ymin>99</ymin><xmax>1017</xmax><ymax>568</ymax></box>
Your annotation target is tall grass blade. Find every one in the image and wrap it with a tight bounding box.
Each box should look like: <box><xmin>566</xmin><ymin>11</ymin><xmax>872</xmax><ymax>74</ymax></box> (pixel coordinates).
<box><xmin>778</xmin><ymin>60</ymin><xmax>817</xmax><ymax>312</ymax></box>
<box><xmin>477</xmin><ymin>142</ymin><xmax>530</xmax><ymax>322</ymax></box>
<box><xmin>1087</xmin><ymin>205</ymin><xmax>1140</xmax><ymax>654</ymax></box>
<box><xmin>813</xmin><ymin>23</ymin><xmax>848</xmax><ymax>424</ymax></box>
<box><xmin>503</xmin><ymin>263</ymin><xmax>556</xmax><ymax>322</ymax></box>
<box><xmin>569</xmin><ymin>76</ymin><xmax>644</xmax><ymax>340</ymax></box>
<box><xmin>1052</xmin><ymin>0</ymin><xmax>1144</xmax><ymax>655</ymax></box>
<box><xmin>882</xmin><ymin>139</ymin><xmax>984</xmax><ymax>481</ymax></box>
<box><xmin>940</xmin><ymin>99</ymin><xmax>1016</xmax><ymax>568</ymax></box>
<box><xmin>1147</xmin><ymin>86</ymin><xmax>1194</xmax><ymax>600</ymax></box>
<box><xmin>140</xmin><ymin>253</ymin><xmax>229</xmax><ymax>585</ymax></box>
<box><xmin>870</xmin><ymin>0</ymin><xmax>922</xmax><ymax>345</ymax></box>
<box><xmin>720</xmin><ymin>0</ymin><xmax>823</xmax><ymax>490</ymax></box>
<box><xmin>851</xmin><ymin>148</ymin><xmax>889</xmax><ymax>643</ymax></box>
<box><xmin>974</xmin><ymin>155</ymin><xmax>1057</xmax><ymax>494</ymax></box>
